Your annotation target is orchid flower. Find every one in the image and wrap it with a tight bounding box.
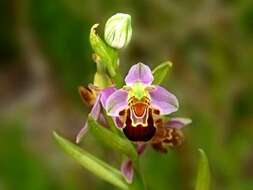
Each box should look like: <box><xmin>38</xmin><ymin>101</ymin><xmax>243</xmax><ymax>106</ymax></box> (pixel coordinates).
<box><xmin>77</xmin><ymin>63</ymin><xmax>191</xmax><ymax>145</ymax></box>
<box><xmin>105</xmin><ymin>62</ymin><xmax>180</xmax><ymax>141</ymax></box>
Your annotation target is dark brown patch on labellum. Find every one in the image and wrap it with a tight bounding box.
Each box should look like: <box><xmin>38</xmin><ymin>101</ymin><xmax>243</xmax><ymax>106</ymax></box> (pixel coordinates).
<box><xmin>123</xmin><ymin>109</ymin><xmax>156</xmax><ymax>142</ymax></box>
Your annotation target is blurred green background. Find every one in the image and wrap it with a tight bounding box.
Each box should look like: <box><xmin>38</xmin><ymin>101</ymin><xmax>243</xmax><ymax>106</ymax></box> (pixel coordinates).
<box><xmin>1</xmin><ymin>0</ymin><xmax>253</xmax><ymax>189</ymax></box>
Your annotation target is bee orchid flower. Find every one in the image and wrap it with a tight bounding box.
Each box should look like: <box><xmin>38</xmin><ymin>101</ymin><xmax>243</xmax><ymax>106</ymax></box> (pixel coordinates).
<box><xmin>77</xmin><ymin>63</ymin><xmax>191</xmax><ymax>146</ymax></box>
<box><xmin>105</xmin><ymin>62</ymin><xmax>180</xmax><ymax>142</ymax></box>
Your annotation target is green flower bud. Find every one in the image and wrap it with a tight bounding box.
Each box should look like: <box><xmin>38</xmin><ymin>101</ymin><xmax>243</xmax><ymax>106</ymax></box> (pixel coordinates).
<box><xmin>104</xmin><ymin>13</ymin><xmax>132</xmax><ymax>49</ymax></box>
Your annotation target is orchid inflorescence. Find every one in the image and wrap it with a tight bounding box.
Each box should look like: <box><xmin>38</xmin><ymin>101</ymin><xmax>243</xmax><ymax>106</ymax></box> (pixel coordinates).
<box><xmin>77</xmin><ymin>13</ymin><xmax>191</xmax><ymax>183</ymax></box>
<box><xmin>54</xmin><ymin>13</ymin><xmax>196</xmax><ymax>190</ymax></box>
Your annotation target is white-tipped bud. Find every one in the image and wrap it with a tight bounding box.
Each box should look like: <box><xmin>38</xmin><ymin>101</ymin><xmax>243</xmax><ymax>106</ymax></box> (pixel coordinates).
<box><xmin>104</xmin><ymin>13</ymin><xmax>132</xmax><ymax>49</ymax></box>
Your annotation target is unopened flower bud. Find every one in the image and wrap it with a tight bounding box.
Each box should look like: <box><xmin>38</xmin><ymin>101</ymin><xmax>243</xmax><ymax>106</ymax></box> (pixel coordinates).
<box><xmin>104</xmin><ymin>13</ymin><xmax>132</xmax><ymax>49</ymax></box>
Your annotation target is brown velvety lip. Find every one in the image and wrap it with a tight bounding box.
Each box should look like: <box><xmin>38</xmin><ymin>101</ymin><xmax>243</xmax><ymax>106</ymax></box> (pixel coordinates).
<box><xmin>123</xmin><ymin>108</ymin><xmax>156</xmax><ymax>142</ymax></box>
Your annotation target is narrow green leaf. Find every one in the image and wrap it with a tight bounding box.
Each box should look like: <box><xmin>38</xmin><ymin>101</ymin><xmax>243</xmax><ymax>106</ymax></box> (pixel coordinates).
<box><xmin>53</xmin><ymin>132</ymin><xmax>128</xmax><ymax>190</ymax></box>
<box><xmin>88</xmin><ymin>116</ymin><xmax>138</xmax><ymax>161</ymax></box>
<box><xmin>152</xmin><ymin>61</ymin><xmax>172</xmax><ymax>85</ymax></box>
<box><xmin>90</xmin><ymin>24</ymin><xmax>118</xmax><ymax>77</ymax></box>
<box><xmin>195</xmin><ymin>149</ymin><xmax>210</xmax><ymax>190</ymax></box>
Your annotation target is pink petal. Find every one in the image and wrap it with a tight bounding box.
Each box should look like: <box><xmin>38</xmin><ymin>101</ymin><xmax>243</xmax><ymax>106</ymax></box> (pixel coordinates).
<box><xmin>76</xmin><ymin>95</ymin><xmax>101</xmax><ymax>143</ymax></box>
<box><xmin>165</xmin><ymin>117</ymin><xmax>192</xmax><ymax>129</ymax></box>
<box><xmin>100</xmin><ymin>87</ymin><xmax>117</xmax><ymax>109</ymax></box>
<box><xmin>125</xmin><ymin>63</ymin><xmax>153</xmax><ymax>85</ymax></box>
<box><xmin>105</xmin><ymin>89</ymin><xmax>128</xmax><ymax>117</ymax></box>
<box><xmin>149</xmin><ymin>86</ymin><xmax>179</xmax><ymax>115</ymax></box>
<box><xmin>90</xmin><ymin>94</ymin><xmax>102</xmax><ymax>120</ymax></box>
<box><xmin>76</xmin><ymin>122</ymin><xmax>88</xmax><ymax>143</ymax></box>
<box><xmin>121</xmin><ymin>159</ymin><xmax>134</xmax><ymax>184</ymax></box>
